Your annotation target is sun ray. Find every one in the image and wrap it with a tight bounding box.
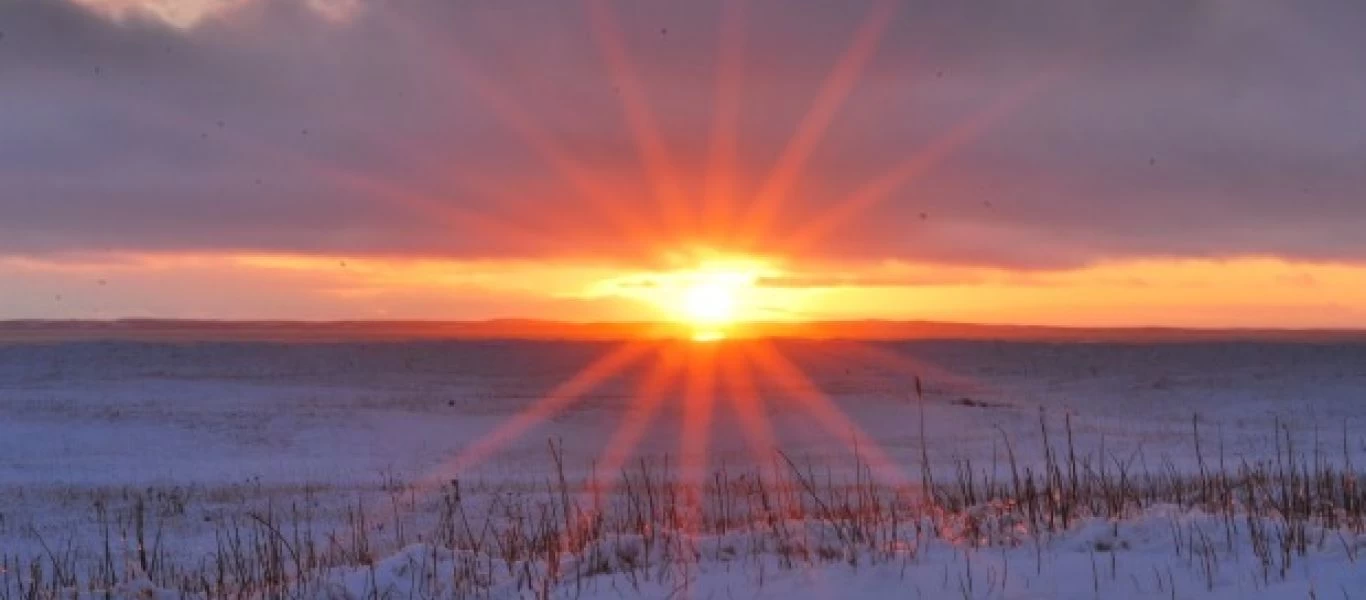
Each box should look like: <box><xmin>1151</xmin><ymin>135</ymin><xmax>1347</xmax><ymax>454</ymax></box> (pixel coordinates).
<box><xmin>419</xmin><ymin>340</ymin><xmax>656</xmax><ymax>486</ymax></box>
<box><xmin>320</xmin><ymin>23</ymin><xmax>603</xmax><ymax>252</ymax></box>
<box><xmin>736</xmin><ymin>0</ymin><xmax>899</xmax><ymax>249</ymax></box>
<box><xmin>702</xmin><ymin>0</ymin><xmax>748</xmax><ymax>242</ymax></box>
<box><xmin>680</xmin><ymin>341</ymin><xmax>719</xmax><ymax>509</ymax></box>
<box><xmin>719</xmin><ymin>344</ymin><xmax>779</xmax><ymax>466</ymax></box>
<box><xmin>591</xmin><ymin>344</ymin><xmax>685</xmax><ymax>497</ymax></box>
<box><xmin>584</xmin><ymin>0</ymin><xmax>691</xmax><ymax>240</ymax></box>
<box><xmin>419</xmin><ymin>30</ymin><xmax>664</xmax><ymax>255</ymax></box>
<box><xmin>330</xmin><ymin>133</ymin><xmax>584</xmax><ymax>254</ymax></box>
<box><xmin>303</xmin><ymin>153</ymin><xmax>580</xmax><ymax>258</ymax></box>
<box><xmin>780</xmin><ymin>71</ymin><xmax>1063</xmax><ymax>255</ymax></box>
<box><xmin>744</xmin><ymin>339</ymin><xmax>913</xmax><ymax>490</ymax></box>
<box><xmin>312</xmin><ymin>160</ymin><xmax>561</xmax><ymax>254</ymax></box>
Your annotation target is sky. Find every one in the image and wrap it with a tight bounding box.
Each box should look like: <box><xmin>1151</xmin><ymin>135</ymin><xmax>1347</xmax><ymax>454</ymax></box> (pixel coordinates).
<box><xmin>2</xmin><ymin>0</ymin><xmax>1365</xmax><ymax>326</ymax></box>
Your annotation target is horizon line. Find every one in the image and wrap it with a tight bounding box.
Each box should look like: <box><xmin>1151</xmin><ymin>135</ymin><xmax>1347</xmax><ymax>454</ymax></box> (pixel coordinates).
<box><xmin>4</xmin><ymin>318</ymin><xmax>1366</xmax><ymax>344</ymax></box>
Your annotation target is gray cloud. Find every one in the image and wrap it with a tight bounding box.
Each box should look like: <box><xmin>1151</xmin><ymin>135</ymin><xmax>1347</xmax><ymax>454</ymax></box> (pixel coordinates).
<box><xmin>2</xmin><ymin>0</ymin><xmax>1365</xmax><ymax>268</ymax></box>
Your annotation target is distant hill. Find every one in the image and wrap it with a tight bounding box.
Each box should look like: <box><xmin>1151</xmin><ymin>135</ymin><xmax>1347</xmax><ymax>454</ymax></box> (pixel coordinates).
<box><xmin>2</xmin><ymin>319</ymin><xmax>1365</xmax><ymax>343</ymax></box>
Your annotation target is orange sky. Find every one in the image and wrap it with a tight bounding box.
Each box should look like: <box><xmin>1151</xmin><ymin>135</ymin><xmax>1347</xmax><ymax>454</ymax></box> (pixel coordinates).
<box><xmin>4</xmin><ymin>252</ymin><xmax>1364</xmax><ymax>328</ymax></box>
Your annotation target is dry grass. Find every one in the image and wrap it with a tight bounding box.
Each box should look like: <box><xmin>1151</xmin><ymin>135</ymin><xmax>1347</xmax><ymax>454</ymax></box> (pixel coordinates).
<box><xmin>2</xmin><ymin>412</ymin><xmax>1363</xmax><ymax>599</ymax></box>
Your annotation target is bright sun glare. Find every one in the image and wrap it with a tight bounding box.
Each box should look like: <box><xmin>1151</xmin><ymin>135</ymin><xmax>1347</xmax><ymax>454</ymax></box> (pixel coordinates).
<box><xmin>682</xmin><ymin>281</ymin><xmax>737</xmax><ymax>325</ymax></box>
<box><xmin>675</xmin><ymin>272</ymin><xmax>751</xmax><ymax>340</ymax></box>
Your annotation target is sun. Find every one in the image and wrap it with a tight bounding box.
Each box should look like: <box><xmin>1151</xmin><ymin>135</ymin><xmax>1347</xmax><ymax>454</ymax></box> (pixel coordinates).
<box><xmin>589</xmin><ymin>257</ymin><xmax>770</xmax><ymax>338</ymax></box>
<box><xmin>682</xmin><ymin>280</ymin><xmax>737</xmax><ymax>325</ymax></box>
<box><xmin>673</xmin><ymin>271</ymin><xmax>753</xmax><ymax>340</ymax></box>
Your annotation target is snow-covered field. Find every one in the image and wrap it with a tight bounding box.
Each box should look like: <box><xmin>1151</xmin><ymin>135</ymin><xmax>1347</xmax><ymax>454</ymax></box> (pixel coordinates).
<box><xmin>2</xmin><ymin>338</ymin><xmax>1365</xmax><ymax>598</ymax></box>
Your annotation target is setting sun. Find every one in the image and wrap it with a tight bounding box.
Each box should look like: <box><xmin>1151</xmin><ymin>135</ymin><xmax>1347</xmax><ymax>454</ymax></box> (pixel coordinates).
<box><xmin>667</xmin><ymin>269</ymin><xmax>758</xmax><ymax>340</ymax></box>
<box><xmin>680</xmin><ymin>276</ymin><xmax>742</xmax><ymax>342</ymax></box>
<box><xmin>587</xmin><ymin>257</ymin><xmax>773</xmax><ymax>334</ymax></box>
<box><xmin>682</xmin><ymin>280</ymin><xmax>737</xmax><ymax>325</ymax></box>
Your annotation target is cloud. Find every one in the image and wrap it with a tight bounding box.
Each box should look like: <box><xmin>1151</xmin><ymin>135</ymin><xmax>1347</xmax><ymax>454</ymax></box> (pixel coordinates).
<box><xmin>0</xmin><ymin>251</ymin><xmax>646</xmax><ymax>320</ymax></box>
<box><xmin>757</xmin><ymin>270</ymin><xmax>985</xmax><ymax>289</ymax></box>
<box><xmin>2</xmin><ymin>0</ymin><xmax>1365</xmax><ymax>269</ymax></box>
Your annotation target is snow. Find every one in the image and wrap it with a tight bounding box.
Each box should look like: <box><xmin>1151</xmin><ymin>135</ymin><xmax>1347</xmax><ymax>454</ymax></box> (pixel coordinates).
<box><xmin>283</xmin><ymin>508</ymin><xmax>1366</xmax><ymax>600</ymax></box>
<box><xmin>2</xmin><ymin>337</ymin><xmax>1365</xmax><ymax>598</ymax></box>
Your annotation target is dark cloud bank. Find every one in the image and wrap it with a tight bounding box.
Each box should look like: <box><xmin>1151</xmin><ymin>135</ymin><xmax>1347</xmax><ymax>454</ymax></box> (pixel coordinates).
<box><xmin>2</xmin><ymin>0</ymin><xmax>1365</xmax><ymax>268</ymax></box>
